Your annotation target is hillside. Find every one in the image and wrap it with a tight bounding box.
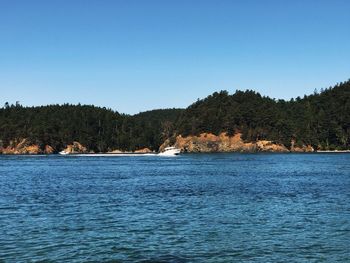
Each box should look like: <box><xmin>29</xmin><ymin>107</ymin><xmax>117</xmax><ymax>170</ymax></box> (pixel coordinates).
<box><xmin>114</xmin><ymin>108</ymin><xmax>184</xmax><ymax>151</ymax></box>
<box><xmin>175</xmin><ymin>80</ymin><xmax>350</xmax><ymax>150</ymax></box>
<box><xmin>0</xmin><ymin>80</ymin><xmax>349</xmax><ymax>153</ymax></box>
<box><xmin>0</xmin><ymin>105</ymin><xmax>183</xmax><ymax>153</ymax></box>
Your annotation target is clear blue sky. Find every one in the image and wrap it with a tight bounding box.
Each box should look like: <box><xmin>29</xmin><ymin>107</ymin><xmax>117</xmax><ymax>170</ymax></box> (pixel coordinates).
<box><xmin>0</xmin><ymin>0</ymin><xmax>349</xmax><ymax>114</ymax></box>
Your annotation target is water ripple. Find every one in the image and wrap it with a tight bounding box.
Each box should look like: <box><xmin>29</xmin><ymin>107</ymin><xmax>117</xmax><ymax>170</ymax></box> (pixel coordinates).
<box><xmin>0</xmin><ymin>153</ymin><xmax>349</xmax><ymax>262</ymax></box>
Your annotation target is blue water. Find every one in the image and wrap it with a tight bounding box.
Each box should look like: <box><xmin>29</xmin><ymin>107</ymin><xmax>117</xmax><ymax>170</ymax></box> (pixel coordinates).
<box><xmin>0</xmin><ymin>154</ymin><xmax>349</xmax><ymax>262</ymax></box>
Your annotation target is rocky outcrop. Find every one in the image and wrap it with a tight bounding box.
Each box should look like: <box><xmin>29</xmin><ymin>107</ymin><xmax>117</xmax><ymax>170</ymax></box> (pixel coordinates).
<box><xmin>107</xmin><ymin>147</ymin><xmax>153</xmax><ymax>154</ymax></box>
<box><xmin>0</xmin><ymin>135</ymin><xmax>314</xmax><ymax>155</ymax></box>
<box><xmin>290</xmin><ymin>140</ymin><xmax>314</xmax><ymax>152</ymax></box>
<box><xmin>62</xmin><ymin>142</ymin><xmax>88</xmax><ymax>154</ymax></box>
<box><xmin>134</xmin><ymin>147</ymin><xmax>153</xmax><ymax>153</ymax></box>
<box><xmin>255</xmin><ymin>140</ymin><xmax>289</xmax><ymax>152</ymax></box>
<box><xmin>107</xmin><ymin>149</ymin><xmax>124</xmax><ymax>154</ymax></box>
<box><xmin>173</xmin><ymin>133</ymin><xmax>255</xmax><ymax>152</ymax></box>
<box><xmin>0</xmin><ymin>138</ymin><xmax>55</xmax><ymax>154</ymax></box>
<box><xmin>291</xmin><ymin>145</ymin><xmax>314</xmax><ymax>152</ymax></box>
<box><xmin>44</xmin><ymin>145</ymin><xmax>55</xmax><ymax>154</ymax></box>
<box><xmin>160</xmin><ymin>133</ymin><xmax>291</xmax><ymax>153</ymax></box>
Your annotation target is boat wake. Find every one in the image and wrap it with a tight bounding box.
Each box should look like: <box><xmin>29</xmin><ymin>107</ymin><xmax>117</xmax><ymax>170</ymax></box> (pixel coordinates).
<box><xmin>59</xmin><ymin>146</ymin><xmax>181</xmax><ymax>157</ymax></box>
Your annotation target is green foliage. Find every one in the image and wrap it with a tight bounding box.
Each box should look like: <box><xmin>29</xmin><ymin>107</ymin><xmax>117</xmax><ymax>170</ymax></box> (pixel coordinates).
<box><xmin>1</xmin><ymin>80</ymin><xmax>349</xmax><ymax>152</ymax></box>
<box><xmin>114</xmin><ymin>109</ymin><xmax>183</xmax><ymax>151</ymax></box>
<box><xmin>0</xmin><ymin>104</ymin><xmax>122</xmax><ymax>152</ymax></box>
<box><xmin>0</xmin><ymin>104</ymin><xmax>183</xmax><ymax>152</ymax></box>
<box><xmin>176</xmin><ymin>80</ymin><xmax>350</xmax><ymax>150</ymax></box>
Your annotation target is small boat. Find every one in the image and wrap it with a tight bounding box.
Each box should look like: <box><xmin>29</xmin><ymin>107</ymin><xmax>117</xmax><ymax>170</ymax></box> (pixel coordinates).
<box><xmin>58</xmin><ymin>147</ymin><xmax>180</xmax><ymax>156</ymax></box>
<box><xmin>158</xmin><ymin>146</ymin><xmax>181</xmax><ymax>156</ymax></box>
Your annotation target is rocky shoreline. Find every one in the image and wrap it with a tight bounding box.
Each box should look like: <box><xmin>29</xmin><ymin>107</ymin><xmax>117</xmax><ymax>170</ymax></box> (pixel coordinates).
<box><xmin>0</xmin><ymin>139</ymin><xmax>54</xmax><ymax>155</ymax></box>
<box><xmin>0</xmin><ymin>139</ymin><xmax>155</xmax><ymax>155</ymax></box>
<box><xmin>0</xmin><ymin>133</ymin><xmax>327</xmax><ymax>155</ymax></box>
<box><xmin>159</xmin><ymin>133</ymin><xmax>315</xmax><ymax>153</ymax></box>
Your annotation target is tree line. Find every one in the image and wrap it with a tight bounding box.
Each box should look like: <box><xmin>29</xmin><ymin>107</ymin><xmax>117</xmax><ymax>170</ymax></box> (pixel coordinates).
<box><xmin>176</xmin><ymin>80</ymin><xmax>350</xmax><ymax>150</ymax></box>
<box><xmin>0</xmin><ymin>80</ymin><xmax>349</xmax><ymax>152</ymax></box>
<box><xmin>0</xmin><ymin>103</ymin><xmax>183</xmax><ymax>152</ymax></box>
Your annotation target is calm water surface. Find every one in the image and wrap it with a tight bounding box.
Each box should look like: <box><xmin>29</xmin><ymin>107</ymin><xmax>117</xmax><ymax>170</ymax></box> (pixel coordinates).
<box><xmin>0</xmin><ymin>153</ymin><xmax>349</xmax><ymax>262</ymax></box>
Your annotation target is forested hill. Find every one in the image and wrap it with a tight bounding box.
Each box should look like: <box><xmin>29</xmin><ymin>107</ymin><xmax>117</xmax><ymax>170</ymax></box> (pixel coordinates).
<box><xmin>176</xmin><ymin>80</ymin><xmax>350</xmax><ymax>150</ymax></box>
<box><xmin>115</xmin><ymin>109</ymin><xmax>184</xmax><ymax>151</ymax></box>
<box><xmin>0</xmin><ymin>105</ymin><xmax>183</xmax><ymax>152</ymax></box>
<box><xmin>0</xmin><ymin>80</ymin><xmax>349</xmax><ymax>153</ymax></box>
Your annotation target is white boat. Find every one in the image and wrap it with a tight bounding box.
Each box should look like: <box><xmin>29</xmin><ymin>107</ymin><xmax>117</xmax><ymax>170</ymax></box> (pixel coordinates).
<box><xmin>158</xmin><ymin>146</ymin><xmax>181</xmax><ymax>156</ymax></box>
<box><xmin>58</xmin><ymin>147</ymin><xmax>180</xmax><ymax>156</ymax></box>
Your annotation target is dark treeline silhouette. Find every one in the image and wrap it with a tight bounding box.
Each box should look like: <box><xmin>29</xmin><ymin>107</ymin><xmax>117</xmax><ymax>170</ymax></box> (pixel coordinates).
<box><xmin>0</xmin><ymin>80</ymin><xmax>349</xmax><ymax>152</ymax></box>
<box><xmin>176</xmin><ymin>80</ymin><xmax>350</xmax><ymax>150</ymax></box>
<box><xmin>0</xmin><ymin>104</ymin><xmax>183</xmax><ymax>152</ymax></box>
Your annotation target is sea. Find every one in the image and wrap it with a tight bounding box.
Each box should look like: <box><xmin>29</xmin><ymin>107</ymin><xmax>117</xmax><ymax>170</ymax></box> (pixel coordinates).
<box><xmin>0</xmin><ymin>153</ymin><xmax>349</xmax><ymax>262</ymax></box>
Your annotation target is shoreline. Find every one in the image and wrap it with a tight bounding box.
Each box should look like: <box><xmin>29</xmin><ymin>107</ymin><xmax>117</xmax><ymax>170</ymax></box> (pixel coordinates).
<box><xmin>314</xmin><ymin>150</ymin><xmax>350</xmax><ymax>153</ymax></box>
<box><xmin>1</xmin><ymin>150</ymin><xmax>350</xmax><ymax>156</ymax></box>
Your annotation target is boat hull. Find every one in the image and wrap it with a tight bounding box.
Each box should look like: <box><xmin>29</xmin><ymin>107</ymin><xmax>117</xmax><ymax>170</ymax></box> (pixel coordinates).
<box><xmin>158</xmin><ymin>148</ymin><xmax>181</xmax><ymax>156</ymax></box>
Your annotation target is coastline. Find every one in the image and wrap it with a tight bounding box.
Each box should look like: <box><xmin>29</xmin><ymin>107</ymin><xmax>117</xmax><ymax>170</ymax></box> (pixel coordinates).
<box><xmin>314</xmin><ymin>150</ymin><xmax>350</xmax><ymax>153</ymax></box>
<box><xmin>1</xmin><ymin>150</ymin><xmax>350</xmax><ymax>156</ymax></box>
<box><xmin>1</xmin><ymin>134</ymin><xmax>349</xmax><ymax>155</ymax></box>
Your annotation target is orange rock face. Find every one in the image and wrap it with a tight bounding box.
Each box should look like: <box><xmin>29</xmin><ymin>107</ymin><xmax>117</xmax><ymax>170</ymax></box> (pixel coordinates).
<box><xmin>107</xmin><ymin>149</ymin><xmax>124</xmax><ymax>154</ymax></box>
<box><xmin>0</xmin><ymin>139</ymin><xmax>88</xmax><ymax>155</ymax></box>
<box><xmin>160</xmin><ymin>133</ymin><xmax>290</xmax><ymax>153</ymax></box>
<box><xmin>134</xmin><ymin>147</ymin><xmax>153</xmax><ymax>153</ymax></box>
<box><xmin>44</xmin><ymin>145</ymin><xmax>54</xmax><ymax>154</ymax></box>
<box><xmin>0</xmin><ymin>139</ymin><xmax>44</xmax><ymax>154</ymax></box>
<box><xmin>290</xmin><ymin>139</ymin><xmax>314</xmax><ymax>152</ymax></box>
<box><xmin>24</xmin><ymin>145</ymin><xmax>41</xmax><ymax>154</ymax></box>
<box><xmin>255</xmin><ymin>140</ymin><xmax>289</xmax><ymax>152</ymax></box>
<box><xmin>62</xmin><ymin>142</ymin><xmax>88</xmax><ymax>154</ymax></box>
